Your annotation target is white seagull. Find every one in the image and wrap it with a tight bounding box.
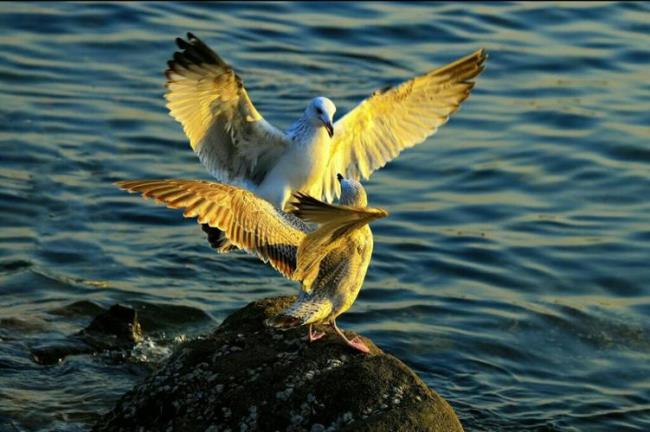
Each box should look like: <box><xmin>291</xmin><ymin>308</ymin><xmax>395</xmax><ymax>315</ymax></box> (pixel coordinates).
<box><xmin>116</xmin><ymin>175</ymin><xmax>387</xmax><ymax>353</ymax></box>
<box><xmin>165</xmin><ymin>33</ymin><xmax>486</xmax><ymax>210</ymax></box>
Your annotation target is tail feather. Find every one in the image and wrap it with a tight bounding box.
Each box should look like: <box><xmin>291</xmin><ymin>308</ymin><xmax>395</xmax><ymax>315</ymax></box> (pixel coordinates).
<box><xmin>288</xmin><ymin>192</ymin><xmax>388</xmax><ymax>226</ymax></box>
<box><xmin>265</xmin><ymin>295</ymin><xmax>332</xmax><ymax>329</ymax></box>
<box><xmin>265</xmin><ymin>314</ymin><xmax>303</xmax><ymax>329</ymax></box>
<box><xmin>288</xmin><ymin>193</ymin><xmax>387</xmax><ymax>286</ymax></box>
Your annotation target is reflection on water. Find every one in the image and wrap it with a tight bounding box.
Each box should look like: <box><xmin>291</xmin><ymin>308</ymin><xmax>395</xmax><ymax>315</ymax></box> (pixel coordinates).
<box><xmin>1</xmin><ymin>2</ymin><xmax>649</xmax><ymax>431</ymax></box>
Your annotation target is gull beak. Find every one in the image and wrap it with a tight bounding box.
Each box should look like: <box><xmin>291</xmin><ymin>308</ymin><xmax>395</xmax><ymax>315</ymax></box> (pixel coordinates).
<box><xmin>324</xmin><ymin>120</ymin><xmax>334</xmax><ymax>138</ymax></box>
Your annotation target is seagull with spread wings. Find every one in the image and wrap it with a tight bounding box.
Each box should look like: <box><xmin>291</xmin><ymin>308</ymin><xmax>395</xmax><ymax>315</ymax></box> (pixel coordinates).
<box><xmin>116</xmin><ymin>175</ymin><xmax>387</xmax><ymax>353</ymax></box>
<box><xmin>165</xmin><ymin>33</ymin><xmax>486</xmax><ymax>208</ymax></box>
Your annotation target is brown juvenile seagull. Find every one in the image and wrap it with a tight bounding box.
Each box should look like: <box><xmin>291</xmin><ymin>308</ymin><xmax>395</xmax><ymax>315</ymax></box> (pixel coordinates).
<box><xmin>116</xmin><ymin>175</ymin><xmax>387</xmax><ymax>353</ymax></box>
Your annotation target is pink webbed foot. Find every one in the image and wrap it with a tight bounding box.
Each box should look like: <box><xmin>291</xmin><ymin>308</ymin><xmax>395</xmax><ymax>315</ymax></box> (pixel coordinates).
<box><xmin>332</xmin><ymin>320</ymin><xmax>370</xmax><ymax>354</ymax></box>
<box><xmin>346</xmin><ymin>336</ymin><xmax>370</xmax><ymax>354</ymax></box>
<box><xmin>308</xmin><ymin>325</ymin><xmax>326</xmax><ymax>343</ymax></box>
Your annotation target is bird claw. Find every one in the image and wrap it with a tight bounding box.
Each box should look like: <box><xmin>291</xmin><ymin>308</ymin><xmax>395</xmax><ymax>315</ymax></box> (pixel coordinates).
<box><xmin>347</xmin><ymin>337</ymin><xmax>370</xmax><ymax>354</ymax></box>
<box><xmin>308</xmin><ymin>325</ymin><xmax>326</xmax><ymax>342</ymax></box>
<box><xmin>309</xmin><ymin>331</ymin><xmax>325</xmax><ymax>342</ymax></box>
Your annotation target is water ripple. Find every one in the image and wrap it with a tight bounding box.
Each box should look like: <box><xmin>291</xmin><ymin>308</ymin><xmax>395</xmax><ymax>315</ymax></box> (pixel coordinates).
<box><xmin>1</xmin><ymin>2</ymin><xmax>650</xmax><ymax>431</ymax></box>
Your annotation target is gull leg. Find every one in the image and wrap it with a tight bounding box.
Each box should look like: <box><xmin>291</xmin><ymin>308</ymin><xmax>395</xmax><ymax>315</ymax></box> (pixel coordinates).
<box><xmin>332</xmin><ymin>320</ymin><xmax>369</xmax><ymax>353</ymax></box>
<box><xmin>308</xmin><ymin>324</ymin><xmax>325</xmax><ymax>342</ymax></box>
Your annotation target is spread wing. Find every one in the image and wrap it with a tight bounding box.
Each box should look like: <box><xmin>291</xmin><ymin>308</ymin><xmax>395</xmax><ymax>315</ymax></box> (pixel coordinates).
<box><xmin>288</xmin><ymin>193</ymin><xmax>387</xmax><ymax>292</ymax></box>
<box><xmin>317</xmin><ymin>49</ymin><xmax>487</xmax><ymax>201</ymax></box>
<box><xmin>116</xmin><ymin>179</ymin><xmax>307</xmax><ymax>279</ymax></box>
<box><xmin>165</xmin><ymin>33</ymin><xmax>290</xmax><ymax>186</ymax></box>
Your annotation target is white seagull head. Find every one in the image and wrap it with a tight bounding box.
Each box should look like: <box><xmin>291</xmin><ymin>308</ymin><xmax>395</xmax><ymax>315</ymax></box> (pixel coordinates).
<box><xmin>337</xmin><ymin>173</ymin><xmax>367</xmax><ymax>207</ymax></box>
<box><xmin>306</xmin><ymin>96</ymin><xmax>336</xmax><ymax>138</ymax></box>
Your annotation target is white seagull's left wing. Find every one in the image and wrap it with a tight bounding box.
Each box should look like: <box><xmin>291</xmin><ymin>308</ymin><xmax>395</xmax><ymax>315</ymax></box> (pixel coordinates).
<box><xmin>165</xmin><ymin>33</ymin><xmax>290</xmax><ymax>187</ymax></box>
<box><xmin>316</xmin><ymin>49</ymin><xmax>487</xmax><ymax>201</ymax></box>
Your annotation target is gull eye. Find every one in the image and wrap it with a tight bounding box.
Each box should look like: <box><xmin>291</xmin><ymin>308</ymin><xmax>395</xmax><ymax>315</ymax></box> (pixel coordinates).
<box><xmin>316</xmin><ymin>108</ymin><xmax>323</xmax><ymax>115</ymax></box>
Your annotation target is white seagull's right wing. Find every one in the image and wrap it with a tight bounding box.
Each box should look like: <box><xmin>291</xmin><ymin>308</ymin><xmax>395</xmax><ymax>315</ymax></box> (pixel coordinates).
<box><xmin>165</xmin><ymin>33</ymin><xmax>290</xmax><ymax>186</ymax></box>
<box><xmin>116</xmin><ymin>179</ymin><xmax>306</xmax><ymax>279</ymax></box>
<box><xmin>316</xmin><ymin>49</ymin><xmax>487</xmax><ymax>202</ymax></box>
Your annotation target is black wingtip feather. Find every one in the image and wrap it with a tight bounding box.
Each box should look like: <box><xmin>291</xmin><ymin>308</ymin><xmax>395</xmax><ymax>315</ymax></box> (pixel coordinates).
<box><xmin>170</xmin><ymin>33</ymin><xmax>219</xmax><ymax>67</ymax></box>
<box><xmin>183</xmin><ymin>46</ymin><xmax>206</xmax><ymax>65</ymax></box>
<box><xmin>176</xmin><ymin>37</ymin><xmax>189</xmax><ymax>49</ymax></box>
<box><xmin>172</xmin><ymin>51</ymin><xmax>190</xmax><ymax>69</ymax></box>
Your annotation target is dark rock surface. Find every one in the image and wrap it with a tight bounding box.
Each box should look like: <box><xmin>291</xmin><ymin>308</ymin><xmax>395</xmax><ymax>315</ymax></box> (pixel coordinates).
<box><xmin>93</xmin><ymin>296</ymin><xmax>463</xmax><ymax>432</ymax></box>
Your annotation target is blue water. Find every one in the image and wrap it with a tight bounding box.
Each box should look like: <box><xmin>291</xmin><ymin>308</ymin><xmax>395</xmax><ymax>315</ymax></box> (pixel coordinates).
<box><xmin>1</xmin><ymin>2</ymin><xmax>649</xmax><ymax>431</ymax></box>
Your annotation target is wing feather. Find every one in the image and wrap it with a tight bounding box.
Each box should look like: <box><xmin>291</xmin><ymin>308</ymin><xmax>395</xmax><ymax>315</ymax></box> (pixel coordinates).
<box><xmin>320</xmin><ymin>49</ymin><xmax>487</xmax><ymax>201</ymax></box>
<box><xmin>116</xmin><ymin>179</ymin><xmax>307</xmax><ymax>279</ymax></box>
<box><xmin>165</xmin><ymin>33</ymin><xmax>290</xmax><ymax>186</ymax></box>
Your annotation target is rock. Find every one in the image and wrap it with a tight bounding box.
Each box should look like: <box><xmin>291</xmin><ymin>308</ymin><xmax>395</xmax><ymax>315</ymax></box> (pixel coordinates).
<box><xmin>128</xmin><ymin>301</ymin><xmax>213</xmax><ymax>334</ymax></box>
<box><xmin>31</xmin><ymin>301</ymin><xmax>213</xmax><ymax>365</ymax></box>
<box><xmin>31</xmin><ymin>304</ymin><xmax>143</xmax><ymax>365</ymax></box>
<box><xmin>48</xmin><ymin>300</ymin><xmax>107</xmax><ymax>318</ymax></box>
<box><xmin>81</xmin><ymin>304</ymin><xmax>143</xmax><ymax>351</ymax></box>
<box><xmin>93</xmin><ymin>296</ymin><xmax>463</xmax><ymax>432</ymax></box>
<box><xmin>48</xmin><ymin>300</ymin><xmax>213</xmax><ymax>334</ymax></box>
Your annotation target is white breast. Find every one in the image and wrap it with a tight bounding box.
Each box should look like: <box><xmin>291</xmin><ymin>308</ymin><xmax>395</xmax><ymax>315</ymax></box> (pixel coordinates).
<box><xmin>257</xmin><ymin>126</ymin><xmax>331</xmax><ymax>208</ymax></box>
